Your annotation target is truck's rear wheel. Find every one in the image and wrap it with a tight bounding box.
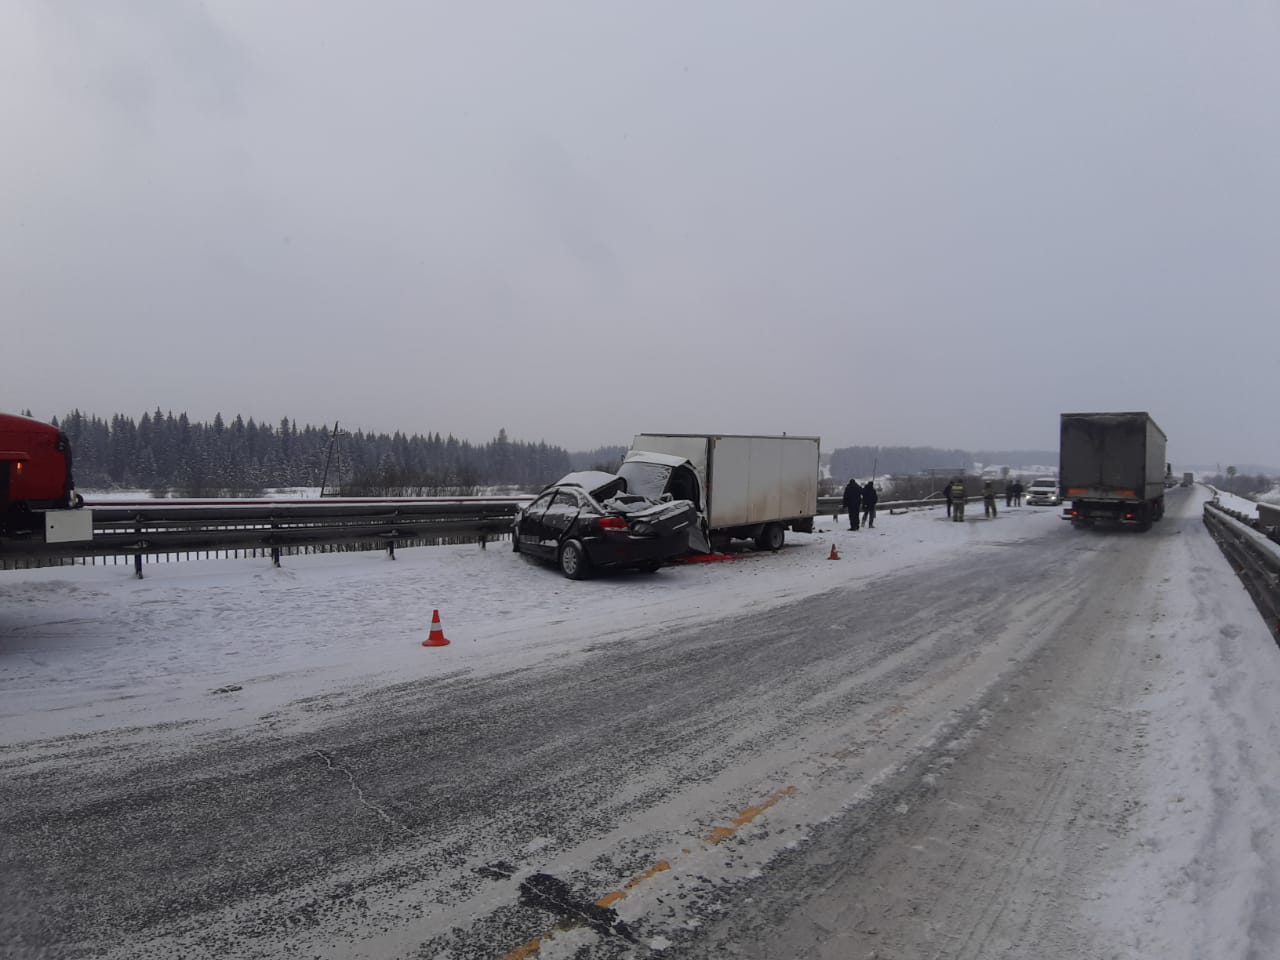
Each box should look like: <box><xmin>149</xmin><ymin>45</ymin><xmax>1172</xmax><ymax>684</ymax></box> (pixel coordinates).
<box><xmin>755</xmin><ymin>523</ymin><xmax>785</xmax><ymax>552</ymax></box>
<box><xmin>1135</xmin><ymin>504</ymin><xmax>1152</xmax><ymax>532</ymax></box>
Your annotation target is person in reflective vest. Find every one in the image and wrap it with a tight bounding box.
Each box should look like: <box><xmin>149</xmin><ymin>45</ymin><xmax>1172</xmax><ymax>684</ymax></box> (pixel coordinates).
<box><xmin>949</xmin><ymin>478</ymin><xmax>966</xmax><ymax>521</ymax></box>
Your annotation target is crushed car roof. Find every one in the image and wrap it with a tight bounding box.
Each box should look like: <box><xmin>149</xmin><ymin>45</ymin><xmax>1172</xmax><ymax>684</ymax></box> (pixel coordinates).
<box><xmin>551</xmin><ymin>471</ymin><xmax>620</xmax><ymax>490</ymax></box>
<box><xmin>545</xmin><ymin>471</ymin><xmax>628</xmax><ymax>499</ymax></box>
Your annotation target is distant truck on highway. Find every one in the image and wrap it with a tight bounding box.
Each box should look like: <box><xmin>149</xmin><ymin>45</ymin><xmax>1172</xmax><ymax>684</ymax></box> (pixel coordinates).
<box><xmin>1060</xmin><ymin>412</ymin><xmax>1167</xmax><ymax>531</ymax></box>
<box><xmin>617</xmin><ymin>433</ymin><xmax>819</xmax><ymax>553</ymax></box>
<box><xmin>1181</xmin><ymin>472</ymin><xmax>1194</xmax><ymax>487</ymax></box>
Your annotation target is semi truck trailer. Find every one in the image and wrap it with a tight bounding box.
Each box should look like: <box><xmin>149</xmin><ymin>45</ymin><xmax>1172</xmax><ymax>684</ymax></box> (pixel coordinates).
<box><xmin>1060</xmin><ymin>412</ymin><xmax>1167</xmax><ymax>531</ymax></box>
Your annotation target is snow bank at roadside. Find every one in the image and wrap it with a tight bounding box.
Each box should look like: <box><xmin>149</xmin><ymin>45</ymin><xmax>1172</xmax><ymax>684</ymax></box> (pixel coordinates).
<box><xmin>1090</xmin><ymin>487</ymin><xmax>1280</xmax><ymax>959</ymax></box>
<box><xmin>1</xmin><ymin>503</ymin><xmax>1068</xmax><ymax>744</ymax></box>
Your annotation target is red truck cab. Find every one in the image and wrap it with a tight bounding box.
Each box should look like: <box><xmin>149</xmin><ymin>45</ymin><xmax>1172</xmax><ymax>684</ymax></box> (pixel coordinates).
<box><xmin>1</xmin><ymin>412</ymin><xmax>83</xmax><ymax>538</ymax></box>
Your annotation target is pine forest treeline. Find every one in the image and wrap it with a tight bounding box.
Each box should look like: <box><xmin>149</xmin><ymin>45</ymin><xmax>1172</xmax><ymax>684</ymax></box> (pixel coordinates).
<box><xmin>54</xmin><ymin>410</ymin><xmax>573</xmax><ymax>497</ymax></box>
<box><xmin>46</xmin><ymin>410</ymin><xmax>1085</xmax><ymax>498</ymax></box>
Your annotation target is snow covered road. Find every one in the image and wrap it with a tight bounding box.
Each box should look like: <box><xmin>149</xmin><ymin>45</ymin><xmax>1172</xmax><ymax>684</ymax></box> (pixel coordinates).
<box><xmin>2</xmin><ymin>487</ymin><xmax>1278</xmax><ymax>959</ymax></box>
<box><xmin>682</xmin><ymin>487</ymin><xmax>1280</xmax><ymax>959</ymax></box>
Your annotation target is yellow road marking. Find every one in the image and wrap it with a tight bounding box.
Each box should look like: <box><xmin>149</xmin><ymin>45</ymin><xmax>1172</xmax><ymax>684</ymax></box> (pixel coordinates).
<box><xmin>500</xmin><ymin>940</ymin><xmax>542</xmax><ymax>960</ymax></box>
<box><xmin>498</xmin><ymin>787</ymin><xmax>794</xmax><ymax>959</ymax></box>
<box><xmin>705</xmin><ymin>786</ymin><xmax>797</xmax><ymax>844</ymax></box>
<box><xmin>596</xmin><ymin>860</ymin><xmax>671</xmax><ymax>907</ymax></box>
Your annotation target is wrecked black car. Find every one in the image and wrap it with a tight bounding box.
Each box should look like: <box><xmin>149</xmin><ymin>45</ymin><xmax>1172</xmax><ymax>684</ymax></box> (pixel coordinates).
<box><xmin>512</xmin><ymin>471</ymin><xmax>696</xmax><ymax>579</ymax></box>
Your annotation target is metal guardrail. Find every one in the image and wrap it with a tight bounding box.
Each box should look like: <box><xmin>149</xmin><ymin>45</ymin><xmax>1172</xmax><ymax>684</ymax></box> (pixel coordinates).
<box><xmin>1204</xmin><ymin>497</ymin><xmax>1280</xmax><ymax>547</ymax></box>
<box><xmin>1</xmin><ymin>498</ymin><xmax>524</xmax><ymax>576</ymax></box>
<box><xmin>1203</xmin><ymin>500</ymin><xmax>1280</xmax><ymax>642</ymax></box>
<box><xmin>817</xmin><ymin>495</ymin><xmax>984</xmax><ymax>518</ymax></box>
<box><xmin>3</xmin><ymin>494</ymin><xmax>963</xmax><ymax>576</ymax></box>
<box><xmin>1260</xmin><ymin>502</ymin><xmax>1280</xmax><ymax>534</ymax></box>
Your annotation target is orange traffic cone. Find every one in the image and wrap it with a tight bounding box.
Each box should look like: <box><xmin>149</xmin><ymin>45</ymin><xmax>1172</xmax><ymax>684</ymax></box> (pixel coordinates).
<box><xmin>422</xmin><ymin>609</ymin><xmax>450</xmax><ymax>647</ymax></box>
<box><xmin>828</xmin><ymin>543</ymin><xmax>840</xmax><ymax>560</ymax></box>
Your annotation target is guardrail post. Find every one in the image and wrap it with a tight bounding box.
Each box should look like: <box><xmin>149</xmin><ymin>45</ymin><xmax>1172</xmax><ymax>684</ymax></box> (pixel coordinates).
<box><xmin>134</xmin><ymin>513</ymin><xmax>144</xmax><ymax>579</ymax></box>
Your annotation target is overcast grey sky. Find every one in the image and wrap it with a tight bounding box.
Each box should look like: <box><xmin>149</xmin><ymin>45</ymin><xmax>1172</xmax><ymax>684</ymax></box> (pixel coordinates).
<box><xmin>3</xmin><ymin>1</ymin><xmax>1277</xmax><ymax>465</ymax></box>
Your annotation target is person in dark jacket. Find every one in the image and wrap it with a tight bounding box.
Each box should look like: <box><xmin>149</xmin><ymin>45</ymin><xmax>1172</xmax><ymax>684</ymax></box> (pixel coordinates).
<box><xmin>983</xmin><ymin>480</ymin><xmax>998</xmax><ymax>518</ymax></box>
<box><xmin>943</xmin><ymin>481</ymin><xmax>953</xmax><ymax>518</ymax></box>
<box><xmin>842</xmin><ymin>479</ymin><xmax>863</xmax><ymax>531</ymax></box>
<box><xmin>862</xmin><ymin>480</ymin><xmax>879</xmax><ymax>528</ymax></box>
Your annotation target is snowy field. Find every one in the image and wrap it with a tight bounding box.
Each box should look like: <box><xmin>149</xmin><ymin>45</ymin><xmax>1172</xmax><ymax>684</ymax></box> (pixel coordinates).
<box><xmin>1207</xmin><ymin>485</ymin><xmax>1274</xmax><ymax>516</ymax></box>
<box><xmin>3</xmin><ymin>502</ymin><xmax>1032</xmax><ymax>744</ymax></box>
<box><xmin>82</xmin><ymin>487</ymin><xmax>324</xmax><ymax>502</ymax></box>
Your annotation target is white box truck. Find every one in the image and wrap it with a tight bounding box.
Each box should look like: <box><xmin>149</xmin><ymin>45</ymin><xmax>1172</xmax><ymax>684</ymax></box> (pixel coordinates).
<box><xmin>617</xmin><ymin>433</ymin><xmax>819</xmax><ymax>553</ymax></box>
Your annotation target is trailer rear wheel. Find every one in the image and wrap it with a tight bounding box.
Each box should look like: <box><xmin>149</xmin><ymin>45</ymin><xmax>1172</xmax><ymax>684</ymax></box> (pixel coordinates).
<box><xmin>1135</xmin><ymin>504</ymin><xmax>1152</xmax><ymax>532</ymax></box>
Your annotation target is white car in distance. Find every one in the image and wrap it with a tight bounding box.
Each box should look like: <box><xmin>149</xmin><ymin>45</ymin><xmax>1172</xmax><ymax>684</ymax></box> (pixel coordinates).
<box><xmin>1026</xmin><ymin>478</ymin><xmax>1061</xmax><ymax>506</ymax></box>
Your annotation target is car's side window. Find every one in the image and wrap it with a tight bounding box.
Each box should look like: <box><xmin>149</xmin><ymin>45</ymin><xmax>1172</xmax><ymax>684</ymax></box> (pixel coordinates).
<box><xmin>550</xmin><ymin>490</ymin><xmax>581</xmax><ymax>512</ymax></box>
<box><xmin>526</xmin><ymin>491</ymin><xmax>555</xmax><ymax>516</ymax></box>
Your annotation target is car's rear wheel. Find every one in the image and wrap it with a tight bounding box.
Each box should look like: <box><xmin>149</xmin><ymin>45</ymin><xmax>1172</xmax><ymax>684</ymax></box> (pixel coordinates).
<box><xmin>755</xmin><ymin>522</ymin><xmax>785</xmax><ymax>552</ymax></box>
<box><xmin>559</xmin><ymin>540</ymin><xmax>591</xmax><ymax>580</ymax></box>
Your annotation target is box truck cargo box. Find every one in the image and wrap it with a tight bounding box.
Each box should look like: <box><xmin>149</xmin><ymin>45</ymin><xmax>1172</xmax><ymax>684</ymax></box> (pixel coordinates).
<box><xmin>618</xmin><ymin>433</ymin><xmax>819</xmax><ymax>553</ymax></box>
<box><xmin>1060</xmin><ymin>412</ymin><xmax>1167</xmax><ymax>530</ymax></box>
